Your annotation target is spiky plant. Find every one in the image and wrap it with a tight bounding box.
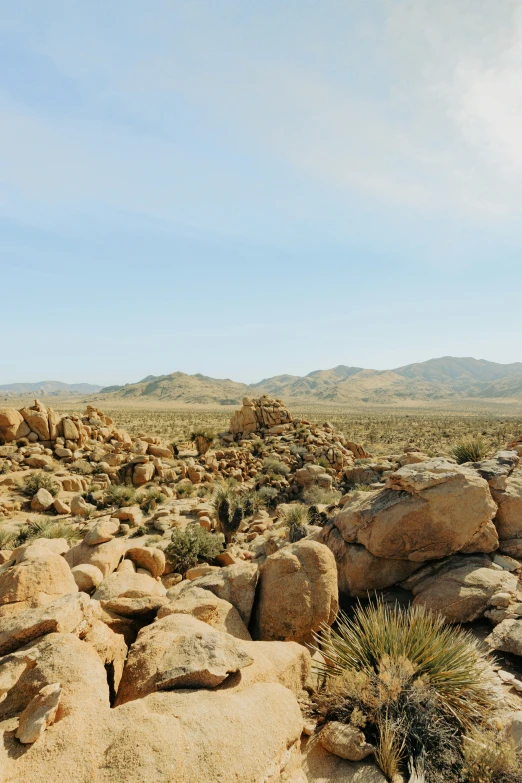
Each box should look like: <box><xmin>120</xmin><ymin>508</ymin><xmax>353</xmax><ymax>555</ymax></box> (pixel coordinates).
<box><xmin>451</xmin><ymin>438</ymin><xmax>488</xmax><ymax>465</ymax></box>
<box><xmin>0</xmin><ymin>528</ymin><xmax>16</xmax><ymax>549</ymax></box>
<box><xmin>314</xmin><ymin>601</ymin><xmax>500</xmax><ymax>781</ymax></box>
<box><xmin>191</xmin><ymin>429</ymin><xmax>215</xmax><ymax>456</ymax></box>
<box><xmin>15</xmin><ymin>519</ymin><xmax>79</xmax><ymax>545</ymax></box>
<box><xmin>281</xmin><ymin>504</ymin><xmax>309</xmax><ymax>543</ymax></box>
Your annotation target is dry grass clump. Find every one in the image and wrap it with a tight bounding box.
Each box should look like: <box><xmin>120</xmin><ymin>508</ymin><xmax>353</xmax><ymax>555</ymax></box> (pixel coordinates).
<box><xmin>101</xmin><ymin>485</ymin><xmax>137</xmax><ymax>508</ymax></box>
<box><xmin>452</xmin><ymin>437</ymin><xmax>489</xmax><ymax>464</ymax></box>
<box><xmin>314</xmin><ymin>601</ymin><xmax>508</xmax><ymax>782</ymax></box>
<box><xmin>15</xmin><ymin>519</ymin><xmax>79</xmax><ymax>546</ymax></box>
<box><xmin>21</xmin><ymin>472</ymin><xmax>60</xmax><ymax>498</ymax></box>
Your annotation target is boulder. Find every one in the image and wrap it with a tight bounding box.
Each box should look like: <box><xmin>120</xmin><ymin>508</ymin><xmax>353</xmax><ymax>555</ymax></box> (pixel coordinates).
<box><xmin>0</xmin><ymin>592</ymin><xmax>93</xmax><ymax>656</ymax></box>
<box><xmin>252</xmin><ymin>540</ymin><xmax>338</xmax><ymax>645</ymax></box>
<box><xmin>170</xmin><ymin>561</ymin><xmax>259</xmax><ymax>626</ymax></box>
<box><xmin>133</xmin><ymin>462</ymin><xmax>155</xmax><ymax>486</ymax></box>
<box><xmin>111</xmin><ymin>506</ymin><xmax>143</xmax><ymax>526</ymax></box>
<box><xmin>16</xmin><ymin>682</ymin><xmax>62</xmax><ymax>743</ymax></box>
<box><xmin>318</xmin><ymin>525</ymin><xmax>420</xmax><ymax>596</ymax></box>
<box><xmin>0</xmin><ymin>548</ymin><xmax>78</xmax><ymax>617</ymax></box>
<box><xmin>64</xmin><ymin>537</ymin><xmax>126</xmax><ymax>577</ymax></box>
<box><xmin>125</xmin><ymin>546</ymin><xmax>165</xmax><ymax>578</ymax></box>
<box><xmin>486</xmin><ymin>618</ymin><xmax>522</xmax><ymax>657</ymax></box>
<box><xmin>490</xmin><ymin>471</ymin><xmax>522</xmax><ymax>542</ymax></box>
<box><xmin>20</xmin><ymin>407</ymin><xmax>50</xmax><ymax>440</ymax></box>
<box><xmin>82</xmin><ymin>619</ymin><xmax>128</xmax><ymax>693</ymax></box>
<box><xmin>302</xmin><ymin>740</ymin><xmax>386</xmax><ymax>783</ymax></box>
<box><xmin>409</xmin><ymin>556</ymin><xmax>518</xmax><ymax>622</ymax></box>
<box><xmin>70</xmin><ymin>564</ymin><xmax>104</xmax><ymax>592</ymax></box>
<box><xmin>92</xmin><ymin>571</ymin><xmax>166</xmax><ymax>602</ymax></box>
<box><xmin>333</xmin><ymin>458</ymin><xmax>497</xmax><ymax>562</ymax></box>
<box><xmin>30</xmin><ymin>487</ymin><xmax>55</xmax><ymax>512</ymax></box>
<box><xmin>115</xmin><ymin>613</ymin><xmax>254</xmax><ymax>704</ymax></box>
<box><xmin>103</xmin><ymin>592</ymin><xmax>168</xmax><ymax>617</ymax></box>
<box><xmin>0</xmin><ymin>647</ymin><xmax>40</xmax><ymax>703</ymax></box>
<box><xmin>0</xmin><ymin>408</ymin><xmax>30</xmax><ymax>441</ymax></box>
<box><xmin>83</xmin><ymin>518</ymin><xmax>119</xmax><ymax>545</ymax></box>
<box><xmin>318</xmin><ymin>721</ymin><xmax>374</xmax><ymax>761</ymax></box>
<box><xmin>157</xmin><ymin>585</ymin><xmax>252</xmax><ymax>640</ymax></box>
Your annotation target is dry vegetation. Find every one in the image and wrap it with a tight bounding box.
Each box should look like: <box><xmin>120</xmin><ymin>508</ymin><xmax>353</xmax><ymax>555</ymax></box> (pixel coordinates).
<box><xmin>51</xmin><ymin>402</ymin><xmax>522</xmax><ymax>459</ymax></box>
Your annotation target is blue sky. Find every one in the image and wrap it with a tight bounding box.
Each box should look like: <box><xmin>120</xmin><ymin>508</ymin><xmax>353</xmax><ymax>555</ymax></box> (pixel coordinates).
<box><xmin>2</xmin><ymin>0</ymin><xmax>522</xmax><ymax>385</ymax></box>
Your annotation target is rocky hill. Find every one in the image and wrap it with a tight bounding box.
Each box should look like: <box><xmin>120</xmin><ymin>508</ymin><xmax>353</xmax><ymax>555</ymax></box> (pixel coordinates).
<box><xmin>0</xmin><ymin>381</ymin><xmax>103</xmax><ymax>397</ymax></box>
<box><xmin>95</xmin><ymin>357</ymin><xmax>522</xmax><ymax>406</ymax></box>
<box><xmin>2</xmin><ymin>396</ymin><xmax>522</xmax><ymax>780</ymax></box>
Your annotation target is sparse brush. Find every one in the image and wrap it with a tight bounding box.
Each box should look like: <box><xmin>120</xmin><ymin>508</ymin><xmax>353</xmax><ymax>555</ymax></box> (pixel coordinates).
<box><xmin>257</xmin><ymin>485</ymin><xmax>279</xmax><ymax>507</ymax></box>
<box><xmin>0</xmin><ymin>529</ymin><xmax>16</xmax><ymax>549</ymax></box>
<box><xmin>452</xmin><ymin>438</ymin><xmax>489</xmax><ymax>464</ymax></box>
<box><xmin>281</xmin><ymin>504</ymin><xmax>309</xmax><ymax>542</ymax></box>
<box><xmin>316</xmin><ymin>456</ymin><xmax>332</xmax><ymax>471</ymax></box>
<box><xmin>176</xmin><ymin>479</ymin><xmax>195</xmax><ymax>498</ymax></box>
<box><xmin>374</xmin><ymin>711</ymin><xmax>406</xmax><ymax>781</ymax></box>
<box><xmin>103</xmin><ymin>484</ymin><xmax>137</xmax><ymax>508</ymax></box>
<box><xmin>262</xmin><ymin>457</ymin><xmax>290</xmax><ymax>476</ymax></box>
<box><xmin>165</xmin><ymin>525</ymin><xmax>223</xmax><ymax>575</ymax></box>
<box><xmin>302</xmin><ymin>485</ymin><xmax>341</xmax><ymax>505</ymax></box>
<box><xmin>462</xmin><ymin>728</ymin><xmax>522</xmax><ymax>783</ymax></box>
<box><xmin>15</xmin><ymin>519</ymin><xmax>79</xmax><ymax>545</ymax></box>
<box><xmin>191</xmin><ymin>429</ymin><xmax>215</xmax><ymax>456</ymax></box>
<box><xmin>21</xmin><ymin>472</ymin><xmax>59</xmax><ymax>498</ymax></box>
<box><xmin>251</xmin><ymin>439</ymin><xmax>266</xmax><ymax>457</ymax></box>
<box><xmin>138</xmin><ymin>486</ymin><xmax>166</xmax><ymax>513</ymax></box>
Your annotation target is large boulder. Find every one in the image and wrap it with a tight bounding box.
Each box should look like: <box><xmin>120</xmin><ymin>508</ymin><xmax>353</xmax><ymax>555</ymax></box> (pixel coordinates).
<box><xmin>158</xmin><ymin>585</ymin><xmax>252</xmax><ymax>640</ymax></box>
<box><xmin>252</xmin><ymin>540</ymin><xmax>338</xmax><ymax>644</ymax></box>
<box><xmin>92</xmin><ymin>571</ymin><xmax>166</xmax><ymax>602</ymax></box>
<box><xmin>115</xmin><ymin>613</ymin><xmax>254</xmax><ymax>704</ymax></box>
<box><xmin>332</xmin><ymin>459</ymin><xmax>498</xmax><ymax>562</ymax></box>
<box><xmin>302</xmin><ymin>740</ymin><xmax>386</xmax><ymax>783</ymax></box>
<box><xmin>0</xmin><ymin>547</ymin><xmax>78</xmax><ymax>618</ymax></box>
<box><xmin>64</xmin><ymin>537</ymin><xmax>126</xmax><ymax>577</ymax></box>
<box><xmin>169</xmin><ymin>561</ymin><xmax>259</xmax><ymax>626</ymax></box>
<box><xmin>490</xmin><ymin>470</ymin><xmax>522</xmax><ymax>543</ymax></box>
<box><xmin>486</xmin><ymin>618</ymin><xmax>522</xmax><ymax>657</ymax></box>
<box><xmin>406</xmin><ymin>555</ymin><xmax>518</xmax><ymax>623</ymax></box>
<box><xmin>318</xmin><ymin>525</ymin><xmax>420</xmax><ymax>596</ymax></box>
<box><xmin>0</xmin><ymin>407</ymin><xmax>30</xmax><ymax>441</ymax></box>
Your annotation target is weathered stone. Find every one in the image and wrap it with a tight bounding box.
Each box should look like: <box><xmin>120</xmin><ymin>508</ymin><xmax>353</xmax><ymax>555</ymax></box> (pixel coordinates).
<box><xmin>30</xmin><ymin>487</ymin><xmax>55</xmax><ymax>512</ymax></box>
<box><xmin>158</xmin><ymin>585</ymin><xmax>252</xmax><ymax>640</ymax></box>
<box><xmin>70</xmin><ymin>564</ymin><xmax>104</xmax><ymax>592</ymax></box>
<box><xmin>319</xmin><ymin>721</ymin><xmax>375</xmax><ymax>761</ymax></box>
<box><xmin>125</xmin><ymin>546</ymin><xmax>165</xmax><ymax>578</ymax></box>
<box><xmin>16</xmin><ymin>682</ymin><xmax>62</xmax><ymax>743</ymax></box>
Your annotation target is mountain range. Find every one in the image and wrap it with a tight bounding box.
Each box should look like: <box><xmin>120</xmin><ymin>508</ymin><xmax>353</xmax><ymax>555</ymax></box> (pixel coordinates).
<box><xmin>0</xmin><ymin>381</ymin><xmax>103</xmax><ymax>397</ymax></box>
<box><xmin>93</xmin><ymin>357</ymin><xmax>522</xmax><ymax>406</ymax></box>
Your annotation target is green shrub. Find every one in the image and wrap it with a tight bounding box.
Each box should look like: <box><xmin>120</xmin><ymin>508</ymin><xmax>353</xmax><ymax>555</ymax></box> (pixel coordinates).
<box><xmin>452</xmin><ymin>438</ymin><xmax>489</xmax><ymax>464</ymax></box>
<box><xmin>262</xmin><ymin>457</ymin><xmax>290</xmax><ymax>476</ymax></box>
<box><xmin>15</xmin><ymin>519</ymin><xmax>79</xmax><ymax>545</ymax></box>
<box><xmin>251</xmin><ymin>439</ymin><xmax>266</xmax><ymax>458</ymax></box>
<box><xmin>165</xmin><ymin>525</ymin><xmax>223</xmax><ymax>575</ymax></box>
<box><xmin>103</xmin><ymin>484</ymin><xmax>137</xmax><ymax>508</ymax></box>
<box><xmin>462</xmin><ymin>728</ymin><xmax>521</xmax><ymax>783</ymax></box>
<box><xmin>281</xmin><ymin>504</ymin><xmax>309</xmax><ymax>542</ymax></box>
<box><xmin>316</xmin><ymin>456</ymin><xmax>332</xmax><ymax>471</ymax></box>
<box><xmin>0</xmin><ymin>529</ymin><xmax>16</xmax><ymax>549</ymax></box>
<box><xmin>176</xmin><ymin>479</ymin><xmax>195</xmax><ymax>498</ymax></box>
<box><xmin>257</xmin><ymin>486</ymin><xmax>279</xmax><ymax>507</ymax></box>
<box><xmin>212</xmin><ymin>484</ymin><xmax>245</xmax><ymax>543</ymax></box>
<box><xmin>21</xmin><ymin>472</ymin><xmax>59</xmax><ymax>498</ymax></box>
<box><xmin>314</xmin><ymin>600</ymin><xmax>499</xmax><ymax>781</ymax></box>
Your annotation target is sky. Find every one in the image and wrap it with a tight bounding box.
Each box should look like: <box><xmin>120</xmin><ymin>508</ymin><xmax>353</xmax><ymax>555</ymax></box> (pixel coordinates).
<box><xmin>2</xmin><ymin>0</ymin><xmax>522</xmax><ymax>385</ymax></box>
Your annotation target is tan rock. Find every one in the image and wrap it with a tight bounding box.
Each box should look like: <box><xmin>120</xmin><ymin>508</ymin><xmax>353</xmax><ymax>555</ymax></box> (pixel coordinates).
<box><xmin>133</xmin><ymin>462</ymin><xmax>154</xmax><ymax>486</ymax></box>
<box><xmin>103</xmin><ymin>592</ymin><xmax>168</xmax><ymax>617</ymax></box>
<box><xmin>0</xmin><ymin>647</ymin><xmax>40</xmax><ymax>703</ymax></box>
<box><xmin>0</xmin><ymin>549</ymin><xmax>78</xmax><ymax>617</ymax></box>
<box><xmin>185</xmin><ymin>563</ymin><xmax>220</xmax><ymax>580</ymax></box>
<box><xmin>125</xmin><ymin>546</ymin><xmax>165</xmax><ymax>578</ymax></box>
<box><xmin>62</xmin><ymin>418</ymin><xmax>79</xmax><ymax>441</ymax></box>
<box><xmin>53</xmin><ymin>497</ymin><xmax>71</xmax><ymax>515</ymax></box>
<box><xmin>70</xmin><ymin>495</ymin><xmax>94</xmax><ymax>518</ymax></box>
<box><xmin>302</xmin><ymin>740</ymin><xmax>386</xmax><ymax>783</ymax></box>
<box><xmin>64</xmin><ymin>537</ymin><xmax>126</xmax><ymax>577</ymax></box>
<box><xmin>83</xmin><ymin>517</ymin><xmax>119</xmax><ymax>545</ymax></box>
<box><xmin>82</xmin><ymin>619</ymin><xmax>128</xmax><ymax>693</ymax></box>
<box><xmin>20</xmin><ymin>408</ymin><xmax>50</xmax><ymax>440</ymax></box>
<box><xmin>111</xmin><ymin>505</ymin><xmax>143</xmax><ymax>526</ymax></box>
<box><xmin>253</xmin><ymin>540</ymin><xmax>338</xmax><ymax>645</ymax></box>
<box><xmin>333</xmin><ymin>458</ymin><xmax>497</xmax><ymax>562</ymax></box>
<box><xmin>70</xmin><ymin>564</ymin><xmax>104</xmax><ymax>592</ymax></box>
<box><xmin>30</xmin><ymin>487</ymin><xmax>55</xmax><ymax>512</ymax></box>
<box><xmin>115</xmin><ymin>613</ymin><xmax>254</xmax><ymax>704</ymax></box>
<box><xmin>491</xmin><ymin>471</ymin><xmax>522</xmax><ymax>541</ymax></box>
<box><xmin>92</xmin><ymin>571</ymin><xmax>166</xmax><ymax>601</ymax></box>
<box><xmin>158</xmin><ymin>585</ymin><xmax>252</xmax><ymax>640</ymax></box>
<box><xmin>16</xmin><ymin>682</ymin><xmax>62</xmax><ymax>743</ymax></box>
<box><xmin>318</xmin><ymin>722</ymin><xmax>374</xmax><ymax>761</ymax></box>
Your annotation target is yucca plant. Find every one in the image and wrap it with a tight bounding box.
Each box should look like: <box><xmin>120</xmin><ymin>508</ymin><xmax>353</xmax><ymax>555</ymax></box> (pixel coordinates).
<box><xmin>281</xmin><ymin>504</ymin><xmax>309</xmax><ymax>543</ymax></box>
<box><xmin>212</xmin><ymin>485</ymin><xmax>244</xmax><ymax>543</ymax></box>
<box><xmin>191</xmin><ymin>429</ymin><xmax>215</xmax><ymax>456</ymax></box>
<box><xmin>451</xmin><ymin>437</ymin><xmax>488</xmax><ymax>465</ymax></box>
<box><xmin>314</xmin><ymin>601</ymin><xmax>500</xmax><ymax>781</ymax></box>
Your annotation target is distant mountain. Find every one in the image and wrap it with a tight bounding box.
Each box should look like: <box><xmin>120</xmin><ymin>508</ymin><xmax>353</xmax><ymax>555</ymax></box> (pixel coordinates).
<box><xmin>94</xmin><ymin>358</ymin><xmax>522</xmax><ymax>407</ymax></box>
<box><xmin>0</xmin><ymin>381</ymin><xmax>103</xmax><ymax>396</ymax></box>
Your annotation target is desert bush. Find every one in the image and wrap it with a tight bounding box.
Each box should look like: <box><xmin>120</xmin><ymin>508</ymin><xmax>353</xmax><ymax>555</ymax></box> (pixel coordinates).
<box><xmin>212</xmin><ymin>484</ymin><xmax>245</xmax><ymax>543</ymax></box>
<box><xmin>302</xmin><ymin>485</ymin><xmax>341</xmax><ymax>505</ymax></box>
<box><xmin>316</xmin><ymin>456</ymin><xmax>332</xmax><ymax>471</ymax></box>
<box><xmin>21</xmin><ymin>471</ymin><xmax>59</xmax><ymax>498</ymax></box>
<box><xmin>0</xmin><ymin>528</ymin><xmax>16</xmax><ymax>549</ymax></box>
<box><xmin>251</xmin><ymin>438</ymin><xmax>266</xmax><ymax>458</ymax></box>
<box><xmin>165</xmin><ymin>525</ymin><xmax>223</xmax><ymax>575</ymax></box>
<box><xmin>137</xmin><ymin>486</ymin><xmax>166</xmax><ymax>513</ymax></box>
<box><xmin>281</xmin><ymin>504</ymin><xmax>309</xmax><ymax>542</ymax></box>
<box><xmin>103</xmin><ymin>484</ymin><xmax>137</xmax><ymax>508</ymax></box>
<box><xmin>15</xmin><ymin>519</ymin><xmax>79</xmax><ymax>546</ymax></box>
<box><xmin>262</xmin><ymin>457</ymin><xmax>290</xmax><ymax>476</ymax></box>
<box><xmin>462</xmin><ymin>728</ymin><xmax>522</xmax><ymax>783</ymax></box>
<box><xmin>191</xmin><ymin>429</ymin><xmax>215</xmax><ymax>456</ymax></box>
<box><xmin>452</xmin><ymin>438</ymin><xmax>489</xmax><ymax>464</ymax></box>
<box><xmin>257</xmin><ymin>485</ymin><xmax>279</xmax><ymax>507</ymax></box>
<box><xmin>175</xmin><ymin>479</ymin><xmax>195</xmax><ymax>498</ymax></box>
<box><xmin>0</xmin><ymin>461</ymin><xmax>11</xmax><ymax>475</ymax></box>
<box><xmin>314</xmin><ymin>600</ymin><xmax>499</xmax><ymax>781</ymax></box>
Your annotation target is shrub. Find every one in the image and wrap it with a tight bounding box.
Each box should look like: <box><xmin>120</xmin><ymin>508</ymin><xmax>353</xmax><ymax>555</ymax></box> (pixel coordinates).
<box><xmin>176</xmin><ymin>479</ymin><xmax>195</xmax><ymax>498</ymax></box>
<box><xmin>314</xmin><ymin>600</ymin><xmax>499</xmax><ymax>781</ymax></box>
<box><xmin>0</xmin><ymin>529</ymin><xmax>16</xmax><ymax>549</ymax></box>
<box><xmin>138</xmin><ymin>487</ymin><xmax>166</xmax><ymax>513</ymax></box>
<box><xmin>103</xmin><ymin>484</ymin><xmax>137</xmax><ymax>508</ymax></box>
<box><xmin>21</xmin><ymin>472</ymin><xmax>59</xmax><ymax>498</ymax></box>
<box><xmin>212</xmin><ymin>484</ymin><xmax>245</xmax><ymax>543</ymax></box>
<box><xmin>262</xmin><ymin>457</ymin><xmax>290</xmax><ymax>476</ymax></box>
<box><xmin>316</xmin><ymin>456</ymin><xmax>332</xmax><ymax>471</ymax></box>
<box><xmin>452</xmin><ymin>438</ymin><xmax>489</xmax><ymax>465</ymax></box>
<box><xmin>15</xmin><ymin>519</ymin><xmax>79</xmax><ymax>545</ymax></box>
<box><xmin>302</xmin><ymin>485</ymin><xmax>341</xmax><ymax>505</ymax></box>
<box><xmin>165</xmin><ymin>525</ymin><xmax>223</xmax><ymax>575</ymax></box>
<box><xmin>462</xmin><ymin>728</ymin><xmax>521</xmax><ymax>783</ymax></box>
<box><xmin>281</xmin><ymin>504</ymin><xmax>309</xmax><ymax>542</ymax></box>
<box><xmin>191</xmin><ymin>429</ymin><xmax>215</xmax><ymax>456</ymax></box>
<box><xmin>257</xmin><ymin>485</ymin><xmax>279</xmax><ymax>507</ymax></box>
<box><xmin>251</xmin><ymin>439</ymin><xmax>266</xmax><ymax>458</ymax></box>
